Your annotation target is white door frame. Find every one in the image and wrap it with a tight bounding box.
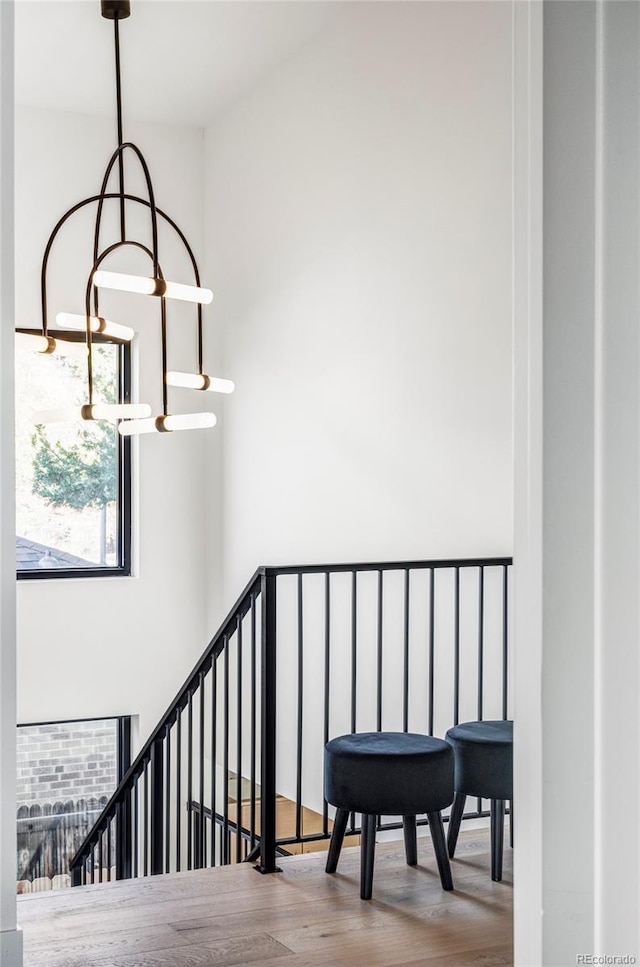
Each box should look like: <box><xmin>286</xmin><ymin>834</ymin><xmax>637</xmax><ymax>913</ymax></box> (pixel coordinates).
<box><xmin>513</xmin><ymin>2</ymin><xmax>640</xmax><ymax>963</ymax></box>
<box><xmin>0</xmin><ymin>1</ymin><xmax>22</xmax><ymax>965</ymax></box>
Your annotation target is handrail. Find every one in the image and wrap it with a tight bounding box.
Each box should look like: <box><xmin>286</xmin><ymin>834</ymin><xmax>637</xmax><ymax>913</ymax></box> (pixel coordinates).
<box><xmin>69</xmin><ymin>565</ymin><xmax>264</xmax><ymax>875</ymax></box>
<box><xmin>263</xmin><ymin>556</ymin><xmax>512</xmax><ymax>576</ymax></box>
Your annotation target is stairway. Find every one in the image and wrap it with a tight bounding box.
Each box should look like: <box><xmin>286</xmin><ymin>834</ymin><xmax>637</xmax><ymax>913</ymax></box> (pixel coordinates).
<box><xmin>68</xmin><ymin>557</ymin><xmax>512</xmax><ymax>886</ymax></box>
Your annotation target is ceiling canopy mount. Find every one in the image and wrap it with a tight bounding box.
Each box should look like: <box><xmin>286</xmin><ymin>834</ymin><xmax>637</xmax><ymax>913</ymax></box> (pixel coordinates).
<box><xmin>100</xmin><ymin>1</ymin><xmax>130</xmax><ymax>21</ymax></box>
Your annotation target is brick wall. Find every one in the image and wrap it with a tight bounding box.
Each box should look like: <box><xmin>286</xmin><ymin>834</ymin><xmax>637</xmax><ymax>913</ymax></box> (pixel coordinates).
<box><xmin>17</xmin><ymin>720</ymin><xmax>118</xmax><ymax>807</ymax></box>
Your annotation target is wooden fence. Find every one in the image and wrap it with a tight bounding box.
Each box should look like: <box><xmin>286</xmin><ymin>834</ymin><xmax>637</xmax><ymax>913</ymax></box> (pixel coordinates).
<box><xmin>17</xmin><ymin>797</ymin><xmax>109</xmax><ymax>893</ymax></box>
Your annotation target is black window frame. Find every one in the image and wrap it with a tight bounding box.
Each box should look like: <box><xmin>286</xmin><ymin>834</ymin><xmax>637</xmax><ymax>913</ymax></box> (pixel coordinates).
<box><xmin>16</xmin><ymin>329</ymin><xmax>132</xmax><ymax>581</ymax></box>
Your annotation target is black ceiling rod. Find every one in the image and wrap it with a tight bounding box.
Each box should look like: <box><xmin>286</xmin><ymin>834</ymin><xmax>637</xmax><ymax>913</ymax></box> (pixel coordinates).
<box><xmin>101</xmin><ymin>0</ymin><xmax>131</xmax><ymax>241</ymax></box>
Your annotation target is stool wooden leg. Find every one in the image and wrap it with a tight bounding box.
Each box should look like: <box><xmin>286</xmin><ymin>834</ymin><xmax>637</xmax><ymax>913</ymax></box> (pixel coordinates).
<box><xmin>447</xmin><ymin>791</ymin><xmax>466</xmax><ymax>859</ymax></box>
<box><xmin>402</xmin><ymin>816</ymin><xmax>417</xmax><ymax>866</ymax></box>
<box><xmin>325</xmin><ymin>808</ymin><xmax>349</xmax><ymax>874</ymax></box>
<box><xmin>427</xmin><ymin>811</ymin><xmax>454</xmax><ymax>891</ymax></box>
<box><xmin>360</xmin><ymin>814</ymin><xmax>377</xmax><ymax>900</ymax></box>
<box><xmin>491</xmin><ymin>799</ymin><xmax>505</xmax><ymax>882</ymax></box>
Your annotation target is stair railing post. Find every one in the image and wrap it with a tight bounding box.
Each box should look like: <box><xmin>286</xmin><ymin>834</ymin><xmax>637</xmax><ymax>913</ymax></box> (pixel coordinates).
<box><xmin>115</xmin><ymin>715</ymin><xmax>132</xmax><ymax>880</ymax></box>
<box><xmin>256</xmin><ymin>570</ymin><xmax>281</xmax><ymax>874</ymax></box>
<box><xmin>150</xmin><ymin>737</ymin><xmax>164</xmax><ymax>875</ymax></box>
<box><xmin>115</xmin><ymin>794</ymin><xmax>132</xmax><ymax>880</ymax></box>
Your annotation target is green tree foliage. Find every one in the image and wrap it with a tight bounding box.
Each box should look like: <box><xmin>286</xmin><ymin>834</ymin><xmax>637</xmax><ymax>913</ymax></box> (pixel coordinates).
<box><xmin>30</xmin><ymin>349</ymin><xmax>118</xmax><ymax>513</ymax></box>
<box><xmin>31</xmin><ymin>424</ymin><xmax>116</xmax><ymax>511</ymax></box>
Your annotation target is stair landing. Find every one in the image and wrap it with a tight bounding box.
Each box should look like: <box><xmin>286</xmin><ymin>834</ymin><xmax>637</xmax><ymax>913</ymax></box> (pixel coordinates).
<box><xmin>18</xmin><ymin>827</ymin><xmax>513</xmax><ymax>967</ymax></box>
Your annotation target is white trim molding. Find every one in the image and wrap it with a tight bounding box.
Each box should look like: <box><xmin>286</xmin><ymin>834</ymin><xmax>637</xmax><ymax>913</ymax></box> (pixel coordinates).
<box><xmin>515</xmin><ymin>1</ymin><xmax>640</xmax><ymax>963</ymax></box>
<box><xmin>0</xmin><ymin>2</ymin><xmax>21</xmax><ymax>966</ymax></box>
<box><xmin>512</xmin><ymin>1</ymin><xmax>543</xmax><ymax>964</ymax></box>
<box><xmin>0</xmin><ymin>930</ymin><xmax>23</xmax><ymax>967</ymax></box>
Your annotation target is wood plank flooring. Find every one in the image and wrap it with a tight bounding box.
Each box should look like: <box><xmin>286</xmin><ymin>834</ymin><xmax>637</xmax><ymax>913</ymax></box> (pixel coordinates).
<box><xmin>18</xmin><ymin>827</ymin><xmax>513</xmax><ymax>967</ymax></box>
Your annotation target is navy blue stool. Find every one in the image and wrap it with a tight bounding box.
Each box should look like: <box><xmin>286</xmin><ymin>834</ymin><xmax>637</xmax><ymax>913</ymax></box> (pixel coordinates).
<box><xmin>445</xmin><ymin>719</ymin><xmax>513</xmax><ymax>881</ymax></box>
<box><xmin>324</xmin><ymin>732</ymin><xmax>455</xmax><ymax>899</ymax></box>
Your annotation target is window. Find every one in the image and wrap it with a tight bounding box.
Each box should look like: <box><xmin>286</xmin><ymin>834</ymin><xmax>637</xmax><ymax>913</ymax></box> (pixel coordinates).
<box><xmin>15</xmin><ymin>332</ymin><xmax>131</xmax><ymax>578</ymax></box>
<box><xmin>16</xmin><ymin>716</ymin><xmax>131</xmax><ymax>892</ymax></box>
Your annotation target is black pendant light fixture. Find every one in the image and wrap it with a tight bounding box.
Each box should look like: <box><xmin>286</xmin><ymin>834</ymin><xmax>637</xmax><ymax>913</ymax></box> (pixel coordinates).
<box><xmin>16</xmin><ymin>0</ymin><xmax>234</xmax><ymax>435</ymax></box>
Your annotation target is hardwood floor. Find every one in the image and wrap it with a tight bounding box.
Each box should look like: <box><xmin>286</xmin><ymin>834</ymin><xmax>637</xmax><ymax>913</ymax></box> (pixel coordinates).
<box><xmin>18</xmin><ymin>827</ymin><xmax>513</xmax><ymax>967</ymax></box>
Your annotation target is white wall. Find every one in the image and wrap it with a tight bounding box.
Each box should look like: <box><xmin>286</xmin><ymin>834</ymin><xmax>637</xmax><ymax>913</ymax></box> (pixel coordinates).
<box><xmin>15</xmin><ymin>107</ymin><xmax>217</xmax><ymax>745</ymax></box>
<box><xmin>204</xmin><ymin>1</ymin><xmax>514</xmax><ymax>606</ymax></box>
<box><xmin>1</xmin><ymin>3</ymin><xmax>23</xmax><ymax>963</ymax></box>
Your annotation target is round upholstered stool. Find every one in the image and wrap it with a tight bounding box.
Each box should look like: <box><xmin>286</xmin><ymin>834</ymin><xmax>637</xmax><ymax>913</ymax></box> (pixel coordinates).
<box><xmin>445</xmin><ymin>719</ymin><xmax>513</xmax><ymax>882</ymax></box>
<box><xmin>324</xmin><ymin>732</ymin><xmax>454</xmax><ymax>899</ymax></box>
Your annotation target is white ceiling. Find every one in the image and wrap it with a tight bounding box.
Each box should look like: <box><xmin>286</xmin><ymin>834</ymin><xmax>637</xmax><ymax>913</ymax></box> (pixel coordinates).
<box><xmin>15</xmin><ymin>0</ymin><xmax>339</xmax><ymax>127</ymax></box>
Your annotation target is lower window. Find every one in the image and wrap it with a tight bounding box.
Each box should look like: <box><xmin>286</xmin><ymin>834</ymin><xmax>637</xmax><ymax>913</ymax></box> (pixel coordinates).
<box><xmin>16</xmin><ymin>716</ymin><xmax>131</xmax><ymax>892</ymax></box>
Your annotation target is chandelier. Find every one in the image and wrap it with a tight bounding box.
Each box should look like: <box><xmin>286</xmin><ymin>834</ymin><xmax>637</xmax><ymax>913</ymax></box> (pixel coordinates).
<box><xmin>15</xmin><ymin>0</ymin><xmax>234</xmax><ymax>435</ymax></box>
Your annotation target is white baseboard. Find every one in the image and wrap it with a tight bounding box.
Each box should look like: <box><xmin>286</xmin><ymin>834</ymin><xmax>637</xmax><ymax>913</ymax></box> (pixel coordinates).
<box><xmin>0</xmin><ymin>927</ymin><xmax>23</xmax><ymax>967</ymax></box>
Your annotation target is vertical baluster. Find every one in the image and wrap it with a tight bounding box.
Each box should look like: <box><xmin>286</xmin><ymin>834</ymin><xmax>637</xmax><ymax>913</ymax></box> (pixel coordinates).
<box><xmin>150</xmin><ymin>736</ymin><xmax>164</xmax><ymax>876</ymax></box>
<box><xmin>477</xmin><ymin>566</ymin><xmax>485</xmax><ymax>721</ymax></box>
<box><xmin>502</xmin><ymin>564</ymin><xmax>509</xmax><ymax>719</ymax></box>
<box><xmin>250</xmin><ymin>594</ymin><xmax>257</xmax><ymax>851</ymax></box>
<box><xmin>376</xmin><ymin>570</ymin><xmax>383</xmax><ymax>732</ymax></box>
<box><xmin>143</xmin><ymin>764</ymin><xmax>149</xmax><ymax>877</ymax></box>
<box><xmin>98</xmin><ymin>829</ymin><xmax>103</xmax><ymax>884</ymax></box>
<box><xmin>454</xmin><ymin>566</ymin><xmax>460</xmax><ymax>726</ymax></box>
<box><xmin>115</xmin><ymin>719</ymin><xmax>132</xmax><ymax>881</ymax></box>
<box><xmin>351</xmin><ymin>570</ymin><xmax>357</xmax><ymax>735</ymax></box>
<box><xmin>403</xmin><ymin>569</ymin><xmax>410</xmax><ymax>732</ymax></box>
<box><xmin>257</xmin><ymin>571</ymin><xmax>279</xmax><ymax>874</ymax></box>
<box><xmin>223</xmin><ymin>637</ymin><xmax>230</xmax><ymax>864</ymax></box>
<box><xmin>116</xmin><ymin>716</ymin><xmax>131</xmax><ymax>879</ymax></box>
<box><xmin>107</xmin><ymin>820</ymin><xmax>112</xmax><ymax>881</ymax></box>
<box><xmin>428</xmin><ymin>568</ymin><xmax>435</xmax><ymax>736</ymax></box>
<box><xmin>165</xmin><ymin>723</ymin><xmax>171</xmax><ymax>874</ymax></box>
<box><xmin>176</xmin><ymin>711</ymin><xmax>182</xmax><ymax>871</ymax></box>
<box><xmin>203</xmin><ymin>809</ymin><xmax>207</xmax><ymax>865</ymax></box>
<box><xmin>323</xmin><ymin>571</ymin><xmax>331</xmax><ymax>836</ymax></box>
<box><xmin>349</xmin><ymin>570</ymin><xmax>357</xmax><ymax>858</ymax></box>
<box><xmin>236</xmin><ymin>619</ymin><xmax>244</xmax><ymax>863</ymax></box>
<box><xmin>210</xmin><ymin>658</ymin><xmax>218</xmax><ymax>866</ymax></box>
<box><xmin>296</xmin><ymin>574</ymin><xmax>304</xmax><ymax>843</ymax></box>
<box><xmin>133</xmin><ymin>776</ymin><xmax>139</xmax><ymax>878</ymax></box>
<box><xmin>198</xmin><ymin>672</ymin><xmax>205</xmax><ymax>869</ymax></box>
<box><xmin>477</xmin><ymin>565</ymin><xmax>485</xmax><ymax>815</ymax></box>
<box><xmin>187</xmin><ymin>690</ymin><xmax>193</xmax><ymax>870</ymax></box>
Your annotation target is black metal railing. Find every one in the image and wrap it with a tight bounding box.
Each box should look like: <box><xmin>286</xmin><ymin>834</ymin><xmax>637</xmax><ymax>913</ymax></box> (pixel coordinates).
<box><xmin>69</xmin><ymin>556</ymin><xmax>512</xmax><ymax>885</ymax></box>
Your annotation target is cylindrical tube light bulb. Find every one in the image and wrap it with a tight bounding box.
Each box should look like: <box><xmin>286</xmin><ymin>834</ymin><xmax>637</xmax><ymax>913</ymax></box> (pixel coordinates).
<box><xmin>93</xmin><ymin>271</ymin><xmax>156</xmax><ymax>296</ymax></box>
<box><xmin>34</xmin><ymin>402</ymin><xmax>151</xmax><ymax>424</ymax></box>
<box><xmin>15</xmin><ymin>331</ymin><xmax>87</xmax><ymax>358</ymax></box>
<box><xmin>33</xmin><ymin>407</ymin><xmax>81</xmax><ymax>424</ymax></box>
<box><xmin>162</xmin><ymin>412</ymin><xmax>217</xmax><ymax>431</ymax></box>
<box><xmin>162</xmin><ymin>280</ymin><xmax>213</xmax><ymax>305</ymax></box>
<box><xmin>93</xmin><ymin>270</ymin><xmax>212</xmax><ymax>305</ymax></box>
<box><xmin>117</xmin><ymin>417</ymin><xmax>159</xmax><ymax>436</ymax></box>
<box><xmin>16</xmin><ymin>332</ymin><xmax>55</xmax><ymax>354</ymax></box>
<box><xmin>56</xmin><ymin>312</ymin><xmax>134</xmax><ymax>342</ymax></box>
<box><xmin>118</xmin><ymin>411</ymin><xmax>217</xmax><ymax>436</ymax></box>
<box><xmin>84</xmin><ymin>403</ymin><xmax>151</xmax><ymax>421</ymax></box>
<box><xmin>166</xmin><ymin>371</ymin><xmax>235</xmax><ymax>394</ymax></box>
